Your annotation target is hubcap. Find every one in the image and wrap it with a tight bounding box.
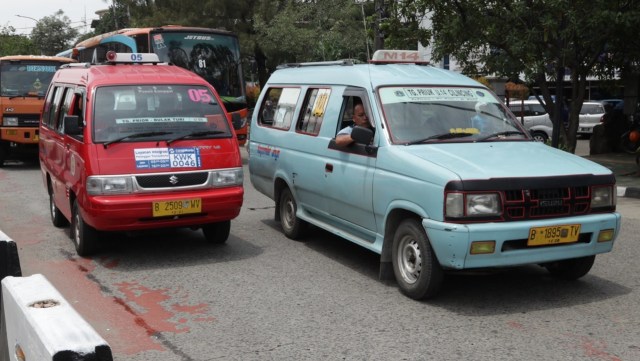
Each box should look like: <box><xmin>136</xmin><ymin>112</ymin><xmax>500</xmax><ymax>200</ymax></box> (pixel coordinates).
<box><xmin>397</xmin><ymin>236</ymin><xmax>422</xmax><ymax>284</ymax></box>
<box><xmin>282</xmin><ymin>196</ymin><xmax>295</xmax><ymax>230</ymax></box>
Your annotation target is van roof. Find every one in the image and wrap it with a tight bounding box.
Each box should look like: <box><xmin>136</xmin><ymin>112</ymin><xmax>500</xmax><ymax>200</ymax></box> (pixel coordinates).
<box><xmin>267</xmin><ymin>63</ymin><xmax>482</xmax><ymax>89</ymax></box>
<box><xmin>53</xmin><ymin>63</ymin><xmax>205</xmax><ymax>87</ymax></box>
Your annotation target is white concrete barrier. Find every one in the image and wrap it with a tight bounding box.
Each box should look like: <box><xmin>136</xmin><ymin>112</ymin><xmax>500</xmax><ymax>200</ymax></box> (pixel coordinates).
<box><xmin>1</xmin><ymin>273</ymin><xmax>113</xmax><ymax>361</ymax></box>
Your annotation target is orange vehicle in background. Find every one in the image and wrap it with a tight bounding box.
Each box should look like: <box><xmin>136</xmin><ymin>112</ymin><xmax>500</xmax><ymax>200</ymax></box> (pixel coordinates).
<box><xmin>65</xmin><ymin>26</ymin><xmax>249</xmax><ymax>146</ymax></box>
<box><xmin>0</xmin><ymin>55</ymin><xmax>75</xmax><ymax>165</ymax></box>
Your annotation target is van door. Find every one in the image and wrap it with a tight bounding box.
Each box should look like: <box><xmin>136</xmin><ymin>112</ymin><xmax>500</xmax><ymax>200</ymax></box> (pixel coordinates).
<box><xmin>324</xmin><ymin>91</ymin><xmax>377</xmax><ymax>241</ymax></box>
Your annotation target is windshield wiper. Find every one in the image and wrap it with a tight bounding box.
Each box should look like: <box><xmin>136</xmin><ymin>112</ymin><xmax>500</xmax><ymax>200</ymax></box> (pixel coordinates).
<box><xmin>166</xmin><ymin>130</ymin><xmax>226</xmax><ymax>145</ymax></box>
<box><xmin>476</xmin><ymin>130</ymin><xmax>525</xmax><ymax>142</ymax></box>
<box><xmin>406</xmin><ymin>132</ymin><xmax>475</xmax><ymax>145</ymax></box>
<box><xmin>103</xmin><ymin>131</ymin><xmax>172</xmax><ymax>149</ymax></box>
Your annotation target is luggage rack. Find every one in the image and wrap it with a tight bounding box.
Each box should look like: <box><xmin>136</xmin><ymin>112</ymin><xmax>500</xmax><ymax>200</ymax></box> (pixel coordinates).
<box><xmin>276</xmin><ymin>59</ymin><xmax>360</xmax><ymax>69</ymax></box>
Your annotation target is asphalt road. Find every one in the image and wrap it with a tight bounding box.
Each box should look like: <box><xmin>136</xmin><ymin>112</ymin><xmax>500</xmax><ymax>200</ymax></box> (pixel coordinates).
<box><xmin>1</xmin><ymin>144</ymin><xmax>639</xmax><ymax>361</ymax></box>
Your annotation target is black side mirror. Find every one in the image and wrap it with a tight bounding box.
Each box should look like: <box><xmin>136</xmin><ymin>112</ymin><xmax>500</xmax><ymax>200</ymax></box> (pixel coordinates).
<box><xmin>351</xmin><ymin>126</ymin><xmax>374</xmax><ymax>145</ymax></box>
<box><xmin>63</xmin><ymin>115</ymin><xmax>82</xmax><ymax>136</ymax></box>
<box><xmin>231</xmin><ymin>113</ymin><xmax>244</xmax><ymax>130</ymax></box>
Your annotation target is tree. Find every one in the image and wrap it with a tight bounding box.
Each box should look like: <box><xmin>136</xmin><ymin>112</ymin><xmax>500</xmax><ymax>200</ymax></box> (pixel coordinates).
<box><xmin>30</xmin><ymin>10</ymin><xmax>79</xmax><ymax>55</ymax></box>
<box><xmin>0</xmin><ymin>26</ymin><xmax>37</xmax><ymax>56</ymax></box>
<box><xmin>388</xmin><ymin>0</ymin><xmax>640</xmax><ymax>152</ymax></box>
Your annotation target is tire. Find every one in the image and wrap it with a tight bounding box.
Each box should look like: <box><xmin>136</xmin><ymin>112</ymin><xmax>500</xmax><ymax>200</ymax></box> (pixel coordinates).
<box><xmin>0</xmin><ymin>143</ymin><xmax>8</xmax><ymax>167</ymax></box>
<box><xmin>531</xmin><ymin>131</ymin><xmax>548</xmax><ymax>143</ymax></box>
<box><xmin>279</xmin><ymin>188</ymin><xmax>308</xmax><ymax>240</ymax></box>
<box><xmin>392</xmin><ymin>219</ymin><xmax>443</xmax><ymax>300</ymax></box>
<box><xmin>71</xmin><ymin>200</ymin><xmax>99</xmax><ymax>257</ymax></box>
<box><xmin>544</xmin><ymin>255</ymin><xmax>595</xmax><ymax>280</ymax></box>
<box><xmin>49</xmin><ymin>186</ymin><xmax>68</xmax><ymax>227</ymax></box>
<box><xmin>202</xmin><ymin>220</ymin><xmax>231</xmax><ymax>244</ymax></box>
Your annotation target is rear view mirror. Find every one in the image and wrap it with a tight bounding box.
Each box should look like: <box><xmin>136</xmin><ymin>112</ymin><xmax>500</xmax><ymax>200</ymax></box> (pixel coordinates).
<box><xmin>63</xmin><ymin>115</ymin><xmax>82</xmax><ymax>136</ymax></box>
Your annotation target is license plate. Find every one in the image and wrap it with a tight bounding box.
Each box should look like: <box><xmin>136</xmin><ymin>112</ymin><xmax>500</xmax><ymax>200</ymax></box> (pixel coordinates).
<box><xmin>152</xmin><ymin>198</ymin><xmax>201</xmax><ymax>217</ymax></box>
<box><xmin>528</xmin><ymin>224</ymin><xmax>581</xmax><ymax>246</ymax></box>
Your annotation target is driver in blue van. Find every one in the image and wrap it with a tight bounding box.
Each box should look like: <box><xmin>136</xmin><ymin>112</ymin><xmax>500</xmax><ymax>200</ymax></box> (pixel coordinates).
<box><xmin>336</xmin><ymin>103</ymin><xmax>372</xmax><ymax>147</ymax></box>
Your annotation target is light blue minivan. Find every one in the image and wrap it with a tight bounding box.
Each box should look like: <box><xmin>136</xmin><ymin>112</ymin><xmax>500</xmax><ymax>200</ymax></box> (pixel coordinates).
<box><xmin>248</xmin><ymin>50</ymin><xmax>620</xmax><ymax>299</ymax></box>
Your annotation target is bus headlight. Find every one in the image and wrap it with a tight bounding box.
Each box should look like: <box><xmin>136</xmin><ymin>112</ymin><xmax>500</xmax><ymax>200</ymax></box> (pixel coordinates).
<box><xmin>87</xmin><ymin>176</ymin><xmax>133</xmax><ymax>195</ymax></box>
<box><xmin>591</xmin><ymin>185</ymin><xmax>615</xmax><ymax>208</ymax></box>
<box><xmin>3</xmin><ymin>117</ymin><xmax>19</xmax><ymax>126</ymax></box>
<box><xmin>446</xmin><ymin>192</ymin><xmax>501</xmax><ymax>218</ymax></box>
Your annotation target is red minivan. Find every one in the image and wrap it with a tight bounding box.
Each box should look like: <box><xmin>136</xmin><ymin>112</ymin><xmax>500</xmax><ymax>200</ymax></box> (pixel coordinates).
<box><xmin>39</xmin><ymin>52</ymin><xmax>244</xmax><ymax>256</ymax></box>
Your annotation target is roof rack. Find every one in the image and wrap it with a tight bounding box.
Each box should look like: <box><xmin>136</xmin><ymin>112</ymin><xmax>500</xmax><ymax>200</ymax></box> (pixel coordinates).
<box><xmin>276</xmin><ymin>59</ymin><xmax>355</xmax><ymax>70</ymax></box>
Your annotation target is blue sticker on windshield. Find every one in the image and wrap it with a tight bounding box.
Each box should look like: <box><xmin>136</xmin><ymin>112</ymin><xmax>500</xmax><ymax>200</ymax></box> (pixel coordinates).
<box><xmin>26</xmin><ymin>65</ymin><xmax>57</xmax><ymax>72</ymax></box>
<box><xmin>135</xmin><ymin>148</ymin><xmax>201</xmax><ymax>169</ymax></box>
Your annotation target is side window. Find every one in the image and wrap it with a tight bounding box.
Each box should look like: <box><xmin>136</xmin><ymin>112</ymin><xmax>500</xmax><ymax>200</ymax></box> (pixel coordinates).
<box><xmin>48</xmin><ymin>86</ymin><xmax>65</xmax><ymax>131</ymax></box>
<box><xmin>337</xmin><ymin>96</ymin><xmax>368</xmax><ymax>135</ymax></box>
<box><xmin>42</xmin><ymin>86</ymin><xmax>58</xmax><ymax>128</ymax></box>
<box><xmin>257</xmin><ymin>87</ymin><xmax>301</xmax><ymax>130</ymax></box>
<box><xmin>296</xmin><ymin>88</ymin><xmax>331</xmax><ymax>135</ymax></box>
<box><xmin>57</xmin><ymin>88</ymin><xmax>74</xmax><ymax>133</ymax></box>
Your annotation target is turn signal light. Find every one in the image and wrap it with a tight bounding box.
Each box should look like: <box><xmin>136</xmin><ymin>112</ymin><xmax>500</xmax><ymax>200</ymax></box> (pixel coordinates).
<box><xmin>470</xmin><ymin>241</ymin><xmax>496</xmax><ymax>255</ymax></box>
<box><xmin>598</xmin><ymin>229</ymin><xmax>615</xmax><ymax>242</ymax></box>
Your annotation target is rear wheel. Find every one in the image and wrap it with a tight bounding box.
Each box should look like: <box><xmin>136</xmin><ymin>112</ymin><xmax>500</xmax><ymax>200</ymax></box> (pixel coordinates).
<box><xmin>202</xmin><ymin>221</ymin><xmax>231</xmax><ymax>244</ymax></box>
<box><xmin>71</xmin><ymin>200</ymin><xmax>99</xmax><ymax>257</ymax></box>
<box><xmin>544</xmin><ymin>255</ymin><xmax>595</xmax><ymax>280</ymax></box>
<box><xmin>48</xmin><ymin>185</ymin><xmax>68</xmax><ymax>227</ymax></box>
<box><xmin>0</xmin><ymin>143</ymin><xmax>8</xmax><ymax>167</ymax></box>
<box><xmin>392</xmin><ymin>219</ymin><xmax>443</xmax><ymax>300</ymax></box>
<box><xmin>279</xmin><ymin>188</ymin><xmax>308</xmax><ymax>240</ymax></box>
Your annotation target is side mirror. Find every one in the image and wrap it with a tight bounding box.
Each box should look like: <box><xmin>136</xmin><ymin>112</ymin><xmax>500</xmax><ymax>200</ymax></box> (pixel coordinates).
<box><xmin>231</xmin><ymin>113</ymin><xmax>245</xmax><ymax>130</ymax></box>
<box><xmin>63</xmin><ymin>115</ymin><xmax>82</xmax><ymax>136</ymax></box>
<box><xmin>351</xmin><ymin>126</ymin><xmax>374</xmax><ymax>145</ymax></box>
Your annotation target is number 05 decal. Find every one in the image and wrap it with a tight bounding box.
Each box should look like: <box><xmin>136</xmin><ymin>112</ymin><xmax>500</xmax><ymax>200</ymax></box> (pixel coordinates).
<box><xmin>188</xmin><ymin>88</ymin><xmax>212</xmax><ymax>103</ymax></box>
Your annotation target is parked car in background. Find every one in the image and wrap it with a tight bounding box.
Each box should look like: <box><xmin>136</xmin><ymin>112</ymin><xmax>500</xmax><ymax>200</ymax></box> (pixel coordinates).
<box><xmin>577</xmin><ymin>101</ymin><xmax>606</xmax><ymax>136</ymax></box>
<box><xmin>508</xmin><ymin>99</ymin><xmax>553</xmax><ymax>142</ymax></box>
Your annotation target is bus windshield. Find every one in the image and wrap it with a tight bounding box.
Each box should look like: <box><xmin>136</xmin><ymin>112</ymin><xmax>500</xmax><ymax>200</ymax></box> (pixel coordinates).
<box><xmin>0</xmin><ymin>61</ymin><xmax>61</xmax><ymax>98</ymax></box>
<box><xmin>150</xmin><ymin>30</ymin><xmax>245</xmax><ymax>106</ymax></box>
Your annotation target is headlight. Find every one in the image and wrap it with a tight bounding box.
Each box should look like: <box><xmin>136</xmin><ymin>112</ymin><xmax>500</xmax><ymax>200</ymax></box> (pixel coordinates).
<box><xmin>446</xmin><ymin>192</ymin><xmax>501</xmax><ymax>218</ymax></box>
<box><xmin>87</xmin><ymin>176</ymin><xmax>133</xmax><ymax>195</ymax></box>
<box><xmin>212</xmin><ymin>168</ymin><xmax>243</xmax><ymax>187</ymax></box>
<box><xmin>3</xmin><ymin>117</ymin><xmax>19</xmax><ymax>126</ymax></box>
<box><xmin>591</xmin><ymin>185</ymin><xmax>615</xmax><ymax>208</ymax></box>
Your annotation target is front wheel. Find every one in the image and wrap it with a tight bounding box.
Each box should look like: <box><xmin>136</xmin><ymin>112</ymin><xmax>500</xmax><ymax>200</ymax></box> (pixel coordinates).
<box><xmin>544</xmin><ymin>255</ymin><xmax>595</xmax><ymax>280</ymax></box>
<box><xmin>392</xmin><ymin>219</ymin><xmax>443</xmax><ymax>300</ymax></box>
<box><xmin>71</xmin><ymin>200</ymin><xmax>99</xmax><ymax>257</ymax></box>
<box><xmin>621</xmin><ymin>132</ymin><xmax>639</xmax><ymax>154</ymax></box>
<box><xmin>202</xmin><ymin>220</ymin><xmax>231</xmax><ymax>244</ymax></box>
<box><xmin>279</xmin><ymin>188</ymin><xmax>308</xmax><ymax>240</ymax></box>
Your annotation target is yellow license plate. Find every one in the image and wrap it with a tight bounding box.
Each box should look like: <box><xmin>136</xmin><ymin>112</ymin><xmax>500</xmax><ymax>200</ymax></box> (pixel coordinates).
<box><xmin>6</xmin><ymin>130</ymin><xmax>17</xmax><ymax>135</ymax></box>
<box><xmin>528</xmin><ymin>224</ymin><xmax>581</xmax><ymax>246</ymax></box>
<box><xmin>152</xmin><ymin>198</ymin><xmax>202</xmax><ymax>217</ymax></box>
<box><xmin>34</xmin><ymin>134</ymin><xmax>39</xmax><ymax>141</ymax></box>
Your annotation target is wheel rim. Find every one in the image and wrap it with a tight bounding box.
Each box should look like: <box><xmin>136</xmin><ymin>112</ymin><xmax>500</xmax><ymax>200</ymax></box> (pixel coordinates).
<box><xmin>533</xmin><ymin>134</ymin><xmax>546</xmax><ymax>142</ymax></box>
<box><xmin>73</xmin><ymin>212</ymin><xmax>81</xmax><ymax>248</ymax></box>
<box><xmin>282</xmin><ymin>194</ymin><xmax>295</xmax><ymax>230</ymax></box>
<box><xmin>397</xmin><ymin>235</ymin><xmax>422</xmax><ymax>284</ymax></box>
<box><xmin>49</xmin><ymin>195</ymin><xmax>56</xmax><ymax>219</ymax></box>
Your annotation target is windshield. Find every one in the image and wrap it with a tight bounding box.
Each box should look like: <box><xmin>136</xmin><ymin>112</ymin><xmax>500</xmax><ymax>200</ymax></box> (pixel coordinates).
<box><xmin>0</xmin><ymin>61</ymin><xmax>62</xmax><ymax>97</ymax></box>
<box><xmin>92</xmin><ymin>85</ymin><xmax>232</xmax><ymax>143</ymax></box>
<box><xmin>150</xmin><ymin>31</ymin><xmax>245</xmax><ymax>106</ymax></box>
<box><xmin>379</xmin><ymin>86</ymin><xmax>526</xmax><ymax>144</ymax></box>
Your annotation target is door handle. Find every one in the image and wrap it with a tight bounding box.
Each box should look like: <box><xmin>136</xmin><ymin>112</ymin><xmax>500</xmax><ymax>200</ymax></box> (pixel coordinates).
<box><xmin>325</xmin><ymin>163</ymin><xmax>333</xmax><ymax>173</ymax></box>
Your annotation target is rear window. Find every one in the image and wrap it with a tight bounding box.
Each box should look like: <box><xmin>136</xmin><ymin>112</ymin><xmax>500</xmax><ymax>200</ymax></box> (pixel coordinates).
<box><xmin>92</xmin><ymin>85</ymin><xmax>231</xmax><ymax>143</ymax></box>
<box><xmin>581</xmin><ymin>103</ymin><xmax>605</xmax><ymax>114</ymax></box>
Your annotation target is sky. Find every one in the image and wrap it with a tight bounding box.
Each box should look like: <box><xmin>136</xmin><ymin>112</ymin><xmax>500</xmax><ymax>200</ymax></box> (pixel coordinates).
<box><xmin>0</xmin><ymin>0</ymin><xmax>109</xmax><ymax>35</ymax></box>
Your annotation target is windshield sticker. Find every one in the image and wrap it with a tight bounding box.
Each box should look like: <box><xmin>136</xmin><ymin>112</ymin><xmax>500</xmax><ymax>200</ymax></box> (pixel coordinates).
<box><xmin>116</xmin><ymin>117</ymin><xmax>207</xmax><ymax>124</ymax></box>
<box><xmin>188</xmin><ymin>89</ymin><xmax>213</xmax><ymax>103</ymax></box>
<box><xmin>381</xmin><ymin>87</ymin><xmax>496</xmax><ymax>104</ymax></box>
<box><xmin>134</xmin><ymin>147</ymin><xmax>202</xmax><ymax>169</ymax></box>
<box><xmin>184</xmin><ymin>35</ymin><xmax>214</xmax><ymax>41</ymax></box>
<box><xmin>153</xmin><ymin>34</ymin><xmax>166</xmax><ymax>49</ymax></box>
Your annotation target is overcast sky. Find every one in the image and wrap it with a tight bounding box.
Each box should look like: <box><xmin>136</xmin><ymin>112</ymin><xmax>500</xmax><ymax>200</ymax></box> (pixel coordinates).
<box><xmin>1</xmin><ymin>0</ymin><xmax>109</xmax><ymax>35</ymax></box>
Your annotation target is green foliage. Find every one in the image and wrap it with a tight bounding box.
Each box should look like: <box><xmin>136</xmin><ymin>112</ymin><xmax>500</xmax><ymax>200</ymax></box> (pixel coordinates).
<box><xmin>30</xmin><ymin>10</ymin><xmax>79</xmax><ymax>55</ymax></box>
<box><xmin>0</xmin><ymin>26</ymin><xmax>37</xmax><ymax>56</ymax></box>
